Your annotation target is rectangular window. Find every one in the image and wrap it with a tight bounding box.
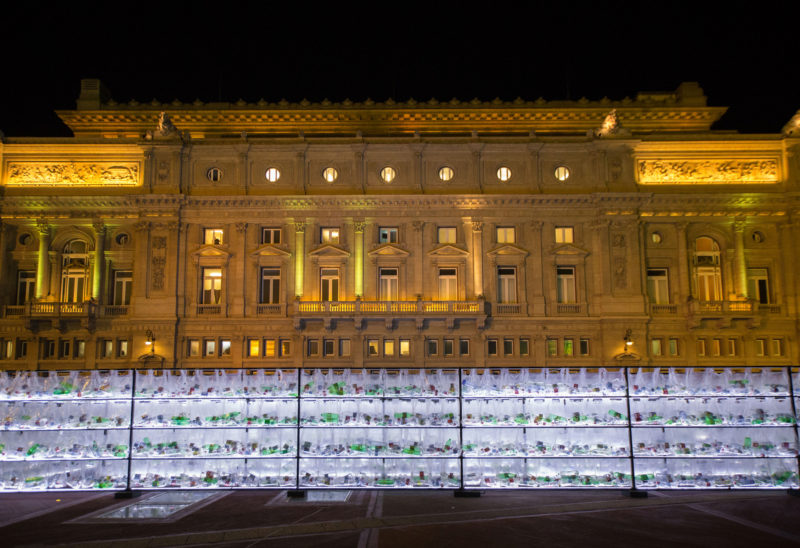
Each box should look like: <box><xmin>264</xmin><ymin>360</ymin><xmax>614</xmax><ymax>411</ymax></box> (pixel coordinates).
<box><xmin>646</xmin><ymin>269</ymin><xmax>669</xmax><ymax>305</ymax></box>
<box><xmin>323</xmin><ymin>339</ymin><xmax>335</xmax><ymax>357</ymax></box>
<box><xmin>379</xmin><ymin>268</ymin><xmax>399</xmax><ymax>301</ymax></box>
<box><xmin>280</xmin><ymin>340</ymin><xmax>291</xmax><ymax>357</ymax></box>
<box><xmin>118</xmin><ymin>340</ymin><xmax>129</xmax><ymax>358</ymax></box>
<box><xmin>384</xmin><ymin>339</ymin><xmax>395</xmax><ymax>357</ymax></box>
<box><xmin>427</xmin><ymin>339</ymin><xmax>439</xmax><ymax>356</ymax></box>
<box><xmin>747</xmin><ymin>268</ymin><xmax>770</xmax><ymax>304</ymax></box>
<box><xmin>443</xmin><ymin>339</ymin><xmax>454</xmax><ymax>357</ymax></box>
<box><xmin>459</xmin><ymin>339</ymin><xmax>470</xmax><ymax>356</ymax></box>
<box><xmin>248</xmin><ymin>339</ymin><xmax>260</xmax><ymax>357</ymax></box>
<box><xmin>368</xmin><ymin>339</ymin><xmax>379</xmax><ymax>357</ymax></box>
<box><xmin>651</xmin><ymin>339</ymin><xmax>662</xmax><ymax>357</ymax></box>
<box><xmin>727</xmin><ymin>338</ymin><xmax>737</xmax><ymax>356</ymax></box>
<box><xmin>42</xmin><ymin>339</ymin><xmax>55</xmax><ymax>359</ymax></box>
<box><xmin>496</xmin><ymin>227</ymin><xmax>515</xmax><ymax>243</ymax></box>
<box><xmin>307</xmin><ymin>339</ymin><xmax>319</xmax><ymax>357</ymax></box>
<box><xmin>201</xmin><ymin>268</ymin><xmax>223</xmax><ymax>304</ymax></box>
<box><xmin>17</xmin><ymin>271</ymin><xmax>36</xmax><ymax>305</ymax></box>
<box><xmin>438</xmin><ymin>227</ymin><xmax>456</xmax><ymax>244</ymax></box>
<box><xmin>519</xmin><ymin>338</ymin><xmax>529</xmax><ymax>357</ymax></box>
<box><xmin>339</xmin><ymin>339</ymin><xmax>350</xmax><ymax>357</ymax></box>
<box><xmin>579</xmin><ymin>338</ymin><xmax>590</xmax><ymax>356</ymax></box>
<box><xmin>320</xmin><ymin>268</ymin><xmax>340</xmax><ymax>302</ymax></box>
<box><xmin>261</xmin><ymin>227</ymin><xmax>281</xmax><ymax>245</ymax></box>
<box><xmin>399</xmin><ymin>339</ymin><xmax>410</xmax><ymax>357</ymax></box>
<box><xmin>2</xmin><ymin>340</ymin><xmax>13</xmax><ymax>360</ymax></box>
<box><xmin>563</xmin><ymin>338</ymin><xmax>574</xmax><ymax>357</ymax></box>
<box><xmin>555</xmin><ymin>227</ymin><xmax>573</xmax><ymax>244</ymax></box>
<box><xmin>260</xmin><ymin>268</ymin><xmax>281</xmax><ymax>304</ymax></box>
<box><xmin>438</xmin><ymin>268</ymin><xmax>457</xmax><ymax>301</ymax></box>
<box><xmin>379</xmin><ymin>227</ymin><xmax>398</xmax><ymax>244</ymax></box>
<box><xmin>220</xmin><ymin>339</ymin><xmax>231</xmax><ymax>356</ymax></box>
<box><xmin>321</xmin><ymin>227</ymin><xmax>340</xmax><ymax>244</ymax></box>
<box><xmin>668</xmin><ymin>338</ymin><xmax>679</xmax><ymax>356</ymax></box>
<box><xmin>265</xmin><ymin>339</ymin><xmax>276</xmax><ymax>358</ymax></box>
<box><xmin>696</xmin><ymin>339</ymin><xmax>706</xmax><ymax>357</ymax></box>
<box><xmin>113</xmin><ymin>271</ymin><xmax>133</xmax><ymax>306</ymax></box>
<box><xmin>204</xmin><ymin>228</ymin><xmax>223</xmax><ymax>245</ymax></box>
<box><xmin>503</xmin><ymin>338</ymin><xmax>514</xmax><ymax>356</ymax></box>
<box><xmin>487</xmin><ymin>339</ymin><xmax>498</xmax><ymax>357</ymax></box>
<box><xmin>203</xmin><ymin>339</ymin><xmax>215</xmax><ymax>357</ymax></box>
<box><xmin>755</xmin><ymin>338</ymin><xmax>766</xmax><ymax>357</ymax></box>
<box><xmin>547</xmin><ymin>339</ymin><xmax>558</xmax><ymax>357</ymax></box>
<box><xmin>102</xmin><ymin>339</ymin><xmax>114</xmax><ymax>358</ymax></box>
<box><xmin>59</xmin><ymin>339</ymin><xmax>71</xmax><ymax>359</ymax></box>
<box><xmin>712</xmin><ymin>338</ymin><xmax>721</xmax><ymax>357</ymax></box>
<box><xmin>497</xmin><ymin>267</ymin><xmax>517</xmax><ymax>303</ymax></box>
<box><xmin>772</xmin><ymin>338</ymin><xmax>783</xmax><ymax>356</ymax></box>
<box><xmin>16</xmin><ymin>339</ymin><xmax>27</xmax><ymax>359</ymax></box>
<box><xmin>556</xmin><ymin>267</ymin><xmax>576</xmax><ymax>303</ymax></box>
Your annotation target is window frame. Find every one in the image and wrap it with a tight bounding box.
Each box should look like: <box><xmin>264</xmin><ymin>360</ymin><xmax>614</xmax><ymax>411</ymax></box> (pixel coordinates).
<box><xmin>203</xmin><ymin>228</ymin><xmax>224</xmax><ymax>245</ymax></box>
<box><xmin>379</xmin><ymin>227</ymin><xmax>399</xmax><ymax>244</ymax></box>
<box><xmin>496</xmin><ymin>226</ymin><xmax>516</xmax><ymax>244</ymax></box>
<box><xmin>555</xmin><ymin>226</ymin><xmax>574</xmax><ymax>244</ymax></box>
<box><xmin>261</xmin><ymin>227</ymin><xmax>282</xmax><ymax>245</ymax></box>
<box><xmin>437</xmin><ymin>227</ymin><xmax>456</xmax><ymax>244</ymax></box>
<box><xmin>320</xmin><ymin>227</ymin><xmax>340</xmax><ymax>244</ymax></box>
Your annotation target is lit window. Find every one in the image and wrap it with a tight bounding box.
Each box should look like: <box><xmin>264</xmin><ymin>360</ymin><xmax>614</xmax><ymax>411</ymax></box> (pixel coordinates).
<box><xmin>380</xmin><ymin>166</ymin><xmax>396</xmax><ymax>183</ymax></box>
<box><xmin>696</xmin><ymin>339</ymin><xmax>706</xmax><ymax>357</ymax></box>
<box><xmin>694</xmin><ymin>237</ymin><xmax>722</xmax><ymax>301</ymax></box>
<box><xmin>496</xmin><ymin>166</ymin><xmax>512</xmax><ymax>181</ymax></box>
<box><xmin>651</xmin><ymin>339</ymin><xmax>662</xmax><ymax>356</ymax></box>
<box><xmin>201</xmin><ymin>268</ymin><xmax>223</xmax><ymax>304</ymax></box>
<box><xmin>555</xmin><ymin>227</ymin><xmax>573</xmax><ymax>243</ymax></box>
<box><xmin>102</xmin><ymin>340</ymin><xmax>114</xmax><ymax>358</ymax></box>
<box><xmin>646</xmin><ymin>269</ymin><xmax>669</xmax><ymax>305</ymax></box>
<box><xmin>118</xmin><ymin>340</ymin><xmax>129</xmax><ymax>358</ymax></box>
<box><xmin>747</xmin><ymin>268</ymin><xmax>770</xmax><ymax>304</ymax></box>
<box><xmin>379</xmin><ymin>268</ymin><xmax>399</xmax><ymax>301</ymax></box>
<box><xmin>220</xmin><ymin>339</ymin><xmax>231</xmax><ymax>356</ymax></box>
<box><xmin>668</xmin><ymin>338</ymin><xmax>679</xmax><ymax>356</ymax></box>
<box><xmin>203</xmin><ymin>339</ymin><xmax>215</xmax><ymax>357</ymax></box>
<box><xmin>497</xmin><ymin>267</ymin><xmax>517</xmax><ymax>303</ymax></box>
<box><xmin>487</xmin><ymin>339</ymin><xmax>498</xmax><ymax>357</ymax></box>
<box><xmin>399</xmin><ymin>339</ymin><xmax>410</xmax><ymax>356</ymax></box>
<box><xmin>554</xmin><ymin>166</ymin><xmax>570</xmax><ymax>181</ymax></box>
<box><xmin>496</xmin><ymin>227</ymin><xmax>515</xmax><ymax>243</ymax></box>
<box><xmin>503</xmin><ymin>339</ymin><xmax>513</xmax><ymax>356</ymax></box>
<box><xmin>443</xmin><ymin>339</ymin><xmax>454</xmax><ymax>356</ymax></box>
<box><xmin>262</xmin><ymin>228</ymin><xmax>281</xmax><ymax>245</ymax></box>
<box><xmin>265</xmin><ymin>339</ymin><xmax>276</xmax><ymax>357</ymax></box>
<box><xmin>755</xmin><ymin>339</ymin><xmax>766</xmax><ymax>357</ymax></box>
<box><xmin>260</xmin><ymin>268</ymin><xmax>281</xmax><ymax>304</ymax></box>
<box><xmin>546</xmin><ymin>339</ymin><xmax>558</xmax><ymax>357</ymax></box>
<box><xmin>280</xmin><ymin>340</ymin><xmax>291</xmax><ymax>357</ymax></box>
<box><xmin>563</xmin><ymin>338</ymin><xmax>574</xmax><ymax>357</ymax></box>
<box><xmin>379</xmin><ymin>227</ymin><xmax>398</xmax><ymax>244</ymax></box>
<box><xmin>248</xmin><ymin>339</ymin><xmax>260</xmax><ymax>357</ymax></box>
<box><xmin>321</xmin><ymin>227</ymin><xmax>340</xmax><ymax>244</ymax></box>
<box><xmin>556</xmin><ymin>267</ymin><xmax>576</xmax><ymax>303</ymax></box>
<box><xmin>265</xmin><ymin>167</ymin><xmax>281</xmax><ymax>182</ymax></box>
<box><xmin>206</xmin><ymin>167</ymin><xmax>223</xmax><ymax>182</ymax></box>
<box><xmin>712</xmin><ymin>338</ymin><xmax>721</xmax><ymax>357</ymax></box>
<box><xmin>2</xmin><ymin>340</ymin><xmax>13</xmax><ymax>360</ymax></box>
<box><xmin>651</xmin><ymin>232</ymin><xmax>662</xmax><ymax>244</ymax></box>
<box><xmin>427</xmin><ymin>339</ymin><xmax>439</xmax><ymax>356</ymax></box>
<box><xmin>320</xmin><ymin>268</ymin><xmax>340</xmax><ymax>302</ymax></box>
<box><xmin>368</xmin><ymin>339</ymin><xmax>379</xmax><ymax>356</ymax></box>
<box><xmin>519</xmin><ymin>338</ymin><xmax>529</xmax><ymax>357</ymax></box>
<box><xmin>772</xmin><ymin>339</ymin><xmax>783</xmax><ymax>356</ymax></box>
<box><xmin>323</xmin><ymin>339</ymin><xmax>335</xmax><ymax>357</ymax></box>
<box><xmin>438</xmin><ymin>227</ymin><xmax>456</xmax><ymax>244</ymax></box>
<box><xmin>204</xmin><ymin>228</ymin><xmax>223</xmax><ymax>245</ymax></box>
<box><xmin>579</xmin><ymin>338</ymin><xmax>590</xmax><ymax>356</ymax></box>
<box><xmin>384</xmin><ymin>340</ymin><xmax>395</xmax><ymax>357</ymax></box>
<box><xmin>322</xmin><ymin>167</ymin><xmax>338</xmax><ymax>183</ymax></box>
<box><xmin>438</xmin><ymin>166</ymin><xmax>454</xmax><ymax>181</ymax></box>
<box><xmin>459</xmin><ymin>339</ymin><xmax>470</xmax><ymax>356</ymax></box>
<box><xmin>727</xmin><ymin>338</ymin><xmax>737</xmax><ymax>356</ymax></box>
<box><xmin>339</xmin><ymin>339</ymin><xmax>351</xmax><ymax>357</ymax></box>
<box><xmin>438</xmin><ymin>268</ymin><xmax>457</xmax><ymax>301</ymax></box>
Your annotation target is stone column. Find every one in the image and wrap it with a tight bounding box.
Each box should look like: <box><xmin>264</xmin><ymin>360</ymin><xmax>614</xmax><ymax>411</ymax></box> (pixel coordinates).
<box><xmin>733</xmin><ymin>218</ymin><xmax>747</xmax><ymax>298</ymax></box>
<box><xmin>0</xmin><ymin>222</ymin><xmax>7</xmax><ymax>305</ymax></box>
<box><xmin>471</xmin><ymin>221</ymin><xmax>483</xmax><ymax>298</ymax></box>
<box><xmin>676</xmin><ymin>222</ymin><xmax>691</xmax><ymax>305</ymax></box>
<box><xmin>35</xmin><ymin>221</ymin><xmax>50</xmax><ymax>299</ymax></box>
<box><xmin>235</xmin><ymin>222</ymin><xmax>247</xmax><ymax>315</ymax></box>
<box><xmin>92</xmin><ymin>221</ymin><xmax>106</xmax><ymax>301</ymax></box>
<box><xmin>413</xmin><ymin>221</ymin><xmax>424</xmax><ymax>298</ymax></box>
<box><xmin>294</xmin><ymin>222</ymin><xmax>305</xmax><ymax>297</ymax></box>
<box><xmin>353</xmin><ymin>221</ymin><xmax>366</xmax><ymax>298</ymax></box>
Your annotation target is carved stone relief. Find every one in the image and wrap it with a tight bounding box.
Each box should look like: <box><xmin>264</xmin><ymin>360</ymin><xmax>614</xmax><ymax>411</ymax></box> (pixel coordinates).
<box><xmin>637</xmin><ymin>159</ymin><xmax>779</xmax><ymax>184</ymax></box>
<box><xmin>6</xmin><ymin>162</ymin><xmax>140</xmax><ymax>186</ymax></box>
<box><xmin>151</xmin><ymin>236</ymin><xmax>167</xmax><ymax>291</ymax></box>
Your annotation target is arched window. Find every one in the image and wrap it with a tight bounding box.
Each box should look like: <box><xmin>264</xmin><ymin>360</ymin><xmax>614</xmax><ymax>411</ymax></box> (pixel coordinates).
<box><xmin>61</xmin><ymin>239</ymin><xmax>89</xmax><ymax>303</ymax></box>
<box><xmin>693</xmin><ymin>237</ymin><xmax>722</xmax><ymax>301</ymax></box>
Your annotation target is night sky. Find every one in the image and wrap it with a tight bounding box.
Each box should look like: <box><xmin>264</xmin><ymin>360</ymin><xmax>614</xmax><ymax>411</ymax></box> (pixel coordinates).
<box><xmin>1</xmin><ymin>3</ymin><xmax>797</xmax><ymax>137</ymax></box>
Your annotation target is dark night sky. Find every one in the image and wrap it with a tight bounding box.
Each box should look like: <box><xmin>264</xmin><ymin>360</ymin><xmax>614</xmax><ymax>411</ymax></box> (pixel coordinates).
<box><xmin>1</xmin><ymin>2</ymin><xmax>797</xmax><ymax>137</ymax></box>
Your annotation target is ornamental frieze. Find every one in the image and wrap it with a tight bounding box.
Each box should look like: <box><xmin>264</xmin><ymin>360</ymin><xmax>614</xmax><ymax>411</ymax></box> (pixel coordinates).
<box><xmin>637</xmin><ymin>159</ymin><xmax>778</xmax><ymax>184</ymax></box>
<box><xmin>5</xmin><ymin>162</ymin><xmax>140</xmax><ymax>186</ymax></box>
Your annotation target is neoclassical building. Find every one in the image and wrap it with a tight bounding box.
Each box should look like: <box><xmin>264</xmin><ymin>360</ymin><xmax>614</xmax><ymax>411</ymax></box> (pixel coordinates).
<box><xmin>1</xmin><ymin>79</ymin><xmax>799</xmax><ymax>371</ymax></box>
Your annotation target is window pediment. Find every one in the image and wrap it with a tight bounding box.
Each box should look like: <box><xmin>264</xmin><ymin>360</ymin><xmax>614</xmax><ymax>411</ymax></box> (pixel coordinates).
<box><xmin>551</xmin><ymin>243</ymin><xmax>589</xmax><ymax>257</ymax></box>
<box><xmin>427</xmin><ymin>244</ymin><xmax>469</xmax><ymax>258</ymax></box>
<box><xmin>249</xmin><ymin>244</ymin><xmax>291</xmax><ymax>258</ymax></box>
<box><xmin>368</xmin><ymin>243</ymin><xmax>410</xmax><ymax>259</ymax></box>
<box><xmin>486</xmin><ymin>244</ymin><xmax>529</xmax><ymax>258</ymax></box>
<box><xmin>307</xmin><ymin>244</ymin><xmax>351</xmax><ymax>258</ymax></box>
<box><xmin>191</xmin><ymin>244</ymin><xmax>232</xmax><ymax>265</ymax></box>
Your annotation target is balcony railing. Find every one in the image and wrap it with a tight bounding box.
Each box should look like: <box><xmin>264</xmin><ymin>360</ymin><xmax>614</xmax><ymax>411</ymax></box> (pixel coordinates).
<box><xmin>691</xmin><ymin>300</ymin><xmax>754</xmax><ymax>315</ymax></box>
<box><xmin>102</xmin><ymin>305</ymin><xmax>129</xmax><ymax>317</ymax></box>
<box><xmin>295</xmin><ymin>300</ymin><xmax>485</xmax><ymax>316</ymax></box>
<box><xmin>555</xmin><ymin>303</ymin><xmax>584</xmax><ymax>314</ymax></box>
<box><xmin>256</xmin><ymin>303</ymin><xmax>286</xmax><ymax>316</ymax></box>
<box><xmin>495</xmin><ymin>303</ymin><xmax>523</xmax><ymax>315</ymax></box>
<box><xmin>196</xmin><ymin>304</ymin><xmax>222</xmax><ymax>315</ymax></box>
<box><xmin>649</xmin><ymin>304</ymin><xmax>678</xmax><ymax>314</ymax></box>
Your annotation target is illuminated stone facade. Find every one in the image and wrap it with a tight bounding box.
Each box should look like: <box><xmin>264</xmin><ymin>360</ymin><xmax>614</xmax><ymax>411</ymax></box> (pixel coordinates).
<box><xmin>1</xmin><ymin>80</ymin><xmax>799</xmax><ymax>370</ymax></box>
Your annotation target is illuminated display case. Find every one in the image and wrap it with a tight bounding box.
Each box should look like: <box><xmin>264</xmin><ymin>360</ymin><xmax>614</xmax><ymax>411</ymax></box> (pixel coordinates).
<box><xmin>0</xmin><ymin>367</ymin><xmax>797</xmax><ymax>491</ymax></box>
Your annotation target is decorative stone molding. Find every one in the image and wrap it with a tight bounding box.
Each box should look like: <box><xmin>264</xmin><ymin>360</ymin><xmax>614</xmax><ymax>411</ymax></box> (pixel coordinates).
<box><xmin>636</xmin><ymin>159</ymin><xmax>779</xmax><ymax>184</ymax></box>
<box><xmin>294</xmin><ymin>222</ymin><xmax>306</xmax><ymax>233</ymax></box>
<box><xmin>471</xmin><ymin>221</ymin><xmax>483</xmax><ymax>232</ymax></box>
<box><xmin>353</xmin><ymin>221</ymin><xmax>367</xmax><ymax>234</ymax></box>
<box><xmin>5</xmin><ymin>162</ymin><xmax>140</xmax><ymax>186</ymax></box>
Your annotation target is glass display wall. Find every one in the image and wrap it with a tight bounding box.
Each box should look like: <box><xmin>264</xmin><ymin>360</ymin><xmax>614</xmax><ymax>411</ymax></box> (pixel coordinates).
<box><xmin>1</xmin><ymin>367</ymin><xmax>798</xmax><ymax>491</ymax></box>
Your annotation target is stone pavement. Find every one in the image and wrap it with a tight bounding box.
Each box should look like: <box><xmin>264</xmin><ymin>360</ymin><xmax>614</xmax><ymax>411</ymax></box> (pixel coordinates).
<box><xmin>1</xmin><ymin>490</ymin><xmax>799</xmax><ymax>547</ymax></box>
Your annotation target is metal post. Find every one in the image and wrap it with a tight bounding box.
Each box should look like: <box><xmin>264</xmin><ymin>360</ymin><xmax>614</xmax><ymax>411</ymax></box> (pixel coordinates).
<box><xmin>454</xmin><ymin>366</ymin><xmax>479</xmax><ymax>497</ymax></box>
<box><xmin>786</xmin><ymin>366</ymin><xmax>800</xmax><ymax>496</ymax></box>
<box><xmin>624</xmin><ymin>366</ymin><xmax>646</xmax><ymax>497</ymax></box>
<box><xmin>115</xmin><ymin>369</ymin><xmax>140</xmax><ymax>498</ymax></box>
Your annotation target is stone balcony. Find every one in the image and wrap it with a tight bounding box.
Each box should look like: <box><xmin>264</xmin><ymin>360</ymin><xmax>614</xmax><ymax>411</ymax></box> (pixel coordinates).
<box><xmin>687</xmin><ymin>299</ymin><xmax>781</xmax><ymax>328</ymax></box>
<box><xmin>293</xmin><ymin>300</ymin><xmax>486</xmax><ymax>329</ymax></box>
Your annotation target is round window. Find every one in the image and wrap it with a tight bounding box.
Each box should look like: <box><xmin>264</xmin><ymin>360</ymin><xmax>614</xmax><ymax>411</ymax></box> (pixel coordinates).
<box><xmin>206</xmin><ymin>167</ymin><xmax>223</xmax><ymax>182</ymax></box>
<box><xmin>322</xmin><ymin>167</ymin><xmax>339</xmax><ymax>183</ymax></box>
<box><xmin>115</xmin><ymin>232</ymin><xmax>130</xmax><ymax>246</ymax></box>
<box><xmin>380</xmin><ymin>166</ymin><xmax>397</xmax><ymax>183</ymax></box>
<box><xmin>265</xmin><ymin>167</ymin><xmax>281</xmax><ymax>182</ymax></box>
<box><xmin>496</xmin><ymin>166</ymin><xmax>512</xmax><ymax>182</ymax></box>
<box><xmin>554</xmin><ymin>166</ymin><xmax>571</xmax><ymax>181</ymax></box>
<box><xmin>18</xmin><ymin>233</ymin><xmax>32</xmax><ymax>246</ymax></box>
<box><xmin>751</xmin><ymin>231</ymin><xmax>764</xmax><ymax>243</ymax></box>
<box><xmin>438</xmin><ymin>166</ymin><xmax>455</xmax><ymax>182</ymax></box>
<box><xmin>651</xmin><ymin>232</ymin><xmax>662</xmax><ymax>244</ymax></box>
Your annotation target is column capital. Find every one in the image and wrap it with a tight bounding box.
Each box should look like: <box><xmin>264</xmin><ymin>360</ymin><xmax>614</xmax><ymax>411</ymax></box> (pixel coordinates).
<box><xmin>412</xmin><ymin>220</ymin><xmax>425</xmax><ymax>232</ymax></box>
<box><xmin>733</xmin><ymin>219</ymin><xmax>747</xmax><ymax>233</ymax></box>
<box><xmin>471</xmin><ymin>221</ymin><xmax>483</xmax><ymax>232</ymax></box>
<box><xmin>92</xmin><ymin>220</ymin><xmax>106</xmax><ymax>235</ymax></box>
<box><xmin>235</xmin><ymin>222</ymin><xmax>247</xmax><ymax>233</ymax></box>
<box><xmin>36</xmin><ymin>219</ymin><xmax>50</xmax><ymax>237</ymax></box>
<box><xmin>294</xmin><ymin>222</ymin><xmax>306</xmax><ymax>233</ymax></box>
<box><xmin>353</xmin><ymin>220</ymin><xmax>367</xmax><ymax>234</ymax></box>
